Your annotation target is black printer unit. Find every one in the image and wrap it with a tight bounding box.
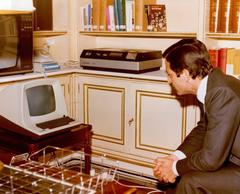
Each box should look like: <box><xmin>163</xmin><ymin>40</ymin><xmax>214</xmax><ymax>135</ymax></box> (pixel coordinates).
<box><xmin>80</xmin><ymin>48</ymin><xmax>162</xmax><ymax>73</ymax></box>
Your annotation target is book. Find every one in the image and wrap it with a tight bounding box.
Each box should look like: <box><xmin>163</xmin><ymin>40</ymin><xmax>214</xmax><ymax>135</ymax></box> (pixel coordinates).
<box><xmin>113</xmin><ymin>0</ymin><xmax>120</xmax><ymax>30</ymax></box>
<box><xmin>226</xmin><ymin>48</ymin><xmax>235</xmax><ymax>75</ymax></box>
<box><xmin>229</xmin><ymin>0</ymin><xmax>240</xmax><ymax>33</ymax></box>
<box><xmin>81</xmin><ymin>4</ymin><xmax>92</xmax><ymax>31</ymax></box>
<box><xmin>125</xmin><ymin>0</ymin><xmax>134</xmax><ymax>31</ymax></box>
<box><xmin>92</xmin><ymin>0</ymin><xmax>101</xmax><ymax>30</ymax></box>
<box><xmin>107</xmin><ymin>5</ymin><xmax>116</xmax><ymax>31</ymax></box>
<box><xmin>217</xmin><ymin>0</ymin><xmax>231</xmax><ymax>33</ymax></box>
<box><xmin>232</xmin><ymin>49</ymin><xmax>240</xmax><ymax>75</ymax></box>
<box><xmin>87</xmin><ymin>3</ymin><xmax>92</xmax><ymax>30</ymax></box>
<box><xmin>218</xmin><ymin>48</ymin><xmax>227</xmax><ymax>73</ymax></box>
<box><xmin>116</xmin><ymin>0</ymin><xmax>126</xmax><ymax>31</ymax></box>
<box><xmin>208</xmin><ymin>49</ymin><xmax>219</xmax><ymax>68</ymax></box>
<box><xmin>209</xmin><ymin>0</ymin><xmax>220</xmax><ymax>32</ymax></box>
<box><xmin>144</xmin><ymin>4</ymin><xmax>167</xmax><ymax>32</ymax></box>
<box><xmin>79</xmin><ymin>6</ymin><xmax>86</xmax><ymax>31</ymax></box>
<box><xmin>121</xmin><ymin>0</ymin><xmax>126</xmax><ymax>31</ymax></box>
<box><xmin>100</xmin><ymin>0</ymin><xmax>113</xmax><ymax>31</ymax></box>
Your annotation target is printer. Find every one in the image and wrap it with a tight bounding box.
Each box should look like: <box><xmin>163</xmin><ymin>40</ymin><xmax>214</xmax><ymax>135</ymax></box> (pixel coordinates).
<box><xmin>80</xmin><ymin>48</ymin><xmax>162</xmax><ymax>73</ymax></box>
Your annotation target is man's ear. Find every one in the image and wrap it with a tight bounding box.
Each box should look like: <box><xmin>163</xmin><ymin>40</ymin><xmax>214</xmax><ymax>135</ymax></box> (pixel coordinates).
<box><xmin>180</xmin><ymin>69</ymin><xmax>190</xmax><ymax>79</ymax></box>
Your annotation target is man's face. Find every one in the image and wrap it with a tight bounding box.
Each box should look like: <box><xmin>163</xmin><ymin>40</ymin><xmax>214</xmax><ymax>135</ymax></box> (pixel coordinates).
<box><xmin>166</xmin><ymin>62</ymin><xmax>190</xmax><ymax>96</ymax></box>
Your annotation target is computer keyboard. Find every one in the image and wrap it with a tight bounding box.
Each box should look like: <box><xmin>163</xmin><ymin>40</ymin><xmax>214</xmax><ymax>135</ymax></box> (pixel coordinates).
<box><xmin>36</xmin><ymin>116</ymin><xmax>75</xmax><ymax>129</ymax></box>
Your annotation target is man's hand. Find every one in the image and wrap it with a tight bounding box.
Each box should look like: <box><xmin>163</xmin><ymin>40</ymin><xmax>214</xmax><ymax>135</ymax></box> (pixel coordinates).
<box><xmin>153</xmin><ymin>155</ymin><xmax>178</xmax><ymax>183</ymax></box>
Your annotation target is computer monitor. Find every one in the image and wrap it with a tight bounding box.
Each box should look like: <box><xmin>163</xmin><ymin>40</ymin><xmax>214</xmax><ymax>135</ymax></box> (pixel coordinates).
<box><xmin>0</xmin><ymin>78</ymin><xmax>80</xmax><ymax>139</ymax></box>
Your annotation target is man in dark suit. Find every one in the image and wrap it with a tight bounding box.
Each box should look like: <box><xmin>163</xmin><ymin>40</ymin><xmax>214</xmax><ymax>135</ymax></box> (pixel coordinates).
<box><xmin>153</xmin><ymin>39</ymin><xmax>240</xmax><ymax>194</ymax></box>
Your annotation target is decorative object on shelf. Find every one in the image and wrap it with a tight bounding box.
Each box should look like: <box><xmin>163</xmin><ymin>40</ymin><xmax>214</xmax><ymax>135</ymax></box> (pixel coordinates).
<box><xmin>145</xmin><ymin>4</ymin><xmax>167</xmax><ymax>32</ymax></box>
<box><xmin>33</xmin><ymin>41</ymin><xmax>60</xmax><ymax>72</ymax></box>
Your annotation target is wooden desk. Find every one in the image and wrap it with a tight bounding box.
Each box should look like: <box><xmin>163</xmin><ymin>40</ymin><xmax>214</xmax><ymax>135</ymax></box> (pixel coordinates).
<box><xmin>0</xmin><ymin>123</ymin><xmax>92</xmax><ymax>174</ymax></box>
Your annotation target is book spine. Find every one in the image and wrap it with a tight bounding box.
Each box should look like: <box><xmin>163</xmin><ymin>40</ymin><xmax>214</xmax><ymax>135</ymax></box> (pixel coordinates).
<box><xmin>229</xmin><ymin>0</ymin><xmax>240</xmax><ymax>33</ymax></box>
<box><xmin>226</xmin><ymin>48</ymin><xmax>235</xmax><ymax>75</ymax></box>
<box><xmin>100</xmin><ymin>0</ymin><xmax>113</xmax><ymax>31</ymax></box>
<box><xmin>218</xmin><ymin>48</ymin><xmax>227</xmax><ymax>73</ymax></box>
<box><xmin>92</xmin><ymin>0</ymin><xmax>101</xmax><ymax>30</ymax></box>
<box><xmin>80</xmin><ymin>6</ymin><xmax>86</xmax><ymax>31</ymax></box>
<box><xmin>87</xmin><ymin>3</ymin><xmax>92</xmax><ymax>30</ymax></box>
<box><xmin>233</xmin><ymin>49</ymin><xmax>240</xmax><ymax>75</ymax></box>
<box><xmin>125</xmin><ymin>0</ymin><xmax>134</xmax><ymax>31</ymax></box>
<box><xmin>218</xmin><ymin>0</ymin><xmax>231</xmax><ymax>33</ymax></box>
<box><xmin>121</xmin><ymin>0</ymin><xmax>126</xmax><ymax>31</ymax></box>
<box><xmin>208</xmin><ymin>49</ymin><xmax>219</xmax><ymax>68</ymax></box>
<box><xmin>108</xmin><ymin>5</ymin><xmax>116</xmax><ymax>31</ymax></box>
<box><xmin>114</xmin><ymin>0</ymin><xmax>120</xmax><ymax>31</ymax></box>
<box><xmin>116</xmin><ymin>0</ymin><xmax>125</xmax><ymax>31</ymax></box>
<box><xmin>134</xmin><ymin>0</ymin><xmax>144</xmax><ymax>31</ymax></box>
<box><xmin>209</xmin><ymin>0</ymin><xmax>220</xmax><ymax>32</ymax></box>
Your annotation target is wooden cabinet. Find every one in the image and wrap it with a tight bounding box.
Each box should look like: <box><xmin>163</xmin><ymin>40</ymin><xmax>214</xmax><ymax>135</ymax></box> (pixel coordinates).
<box><xmin>74</xmin><ymin>73</ymin><xmax>199</xmax><ymax>175</ymax></box>
<box><xmin>33</xmin><ymin>0</ymin><xmax>53</xmax><ymax>31</ymax></box>
<box><xmin>33</xmin><ymin>0</ymin><xmax>68</xmax><ymax>37</ymax></box>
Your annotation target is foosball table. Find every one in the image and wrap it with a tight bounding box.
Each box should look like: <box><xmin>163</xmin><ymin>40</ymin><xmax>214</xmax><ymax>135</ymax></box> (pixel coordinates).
<box><xmin>0</xmin><ymin>146</ymin><xmax>164</xmax><ymax>193</ymax></box>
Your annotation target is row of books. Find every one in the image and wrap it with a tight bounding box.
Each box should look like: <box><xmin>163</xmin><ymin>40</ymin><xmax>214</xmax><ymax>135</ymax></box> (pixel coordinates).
<box><xmin>209</xmin><ymin>0</ymin><xmax>240</xmax><ymax>33</ymax></box>
<box><xmin>80</xmin><ymin>0</ymin><xmax>167</xmax><ymax>32</ymax></box>
<box><xmin>209</xmin><ymin>48</ymin><xmax>240</xmax><ymax>75</ymax></box>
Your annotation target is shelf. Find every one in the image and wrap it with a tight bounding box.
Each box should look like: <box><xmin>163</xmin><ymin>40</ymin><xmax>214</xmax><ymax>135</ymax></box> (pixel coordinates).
<box><xmin>33</xmin><ymin>31</ymin><xmax>67</xmax><ymax>37</ymax></box>
<box><xmin>0</xmin><ymin>11</ymin><xmax>33</xmax><ymax>14</ymax></box>
<box><xmin>79</xmin><ymin>31</ymin><xmax>197</xmax><ymax>38</ymax></box>
<box><xmin>206</xmin><ymin>33</ymin><xmax>240</xmax><ymax>40</ymax></box>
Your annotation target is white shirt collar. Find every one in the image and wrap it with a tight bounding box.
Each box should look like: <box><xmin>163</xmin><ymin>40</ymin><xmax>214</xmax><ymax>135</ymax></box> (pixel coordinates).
<box><xmin>197</xmin><ymin>75</ymin><xmax>208</xmax><ymax>104</ymax></box>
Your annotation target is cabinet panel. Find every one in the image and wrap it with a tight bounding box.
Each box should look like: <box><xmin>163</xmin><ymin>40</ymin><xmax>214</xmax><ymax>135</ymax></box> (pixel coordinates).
<box><xmin>76</xmin><ymin>75</ymin><xmax>129</xmax><ymax>152</ymax></box>
<box><xmin>136</xmin><ymin>91</ymin><xmax>186</xmax><ymax>154</ymax></box>
<box><xmin>127</xmin><ymin>81</ymin><xmax>198</xmax><ymax>160</ymax></box>
<box><xmin>83</xmin><ymin>84</ymin><xmax>125</xmax><ymax>144</ymax></box>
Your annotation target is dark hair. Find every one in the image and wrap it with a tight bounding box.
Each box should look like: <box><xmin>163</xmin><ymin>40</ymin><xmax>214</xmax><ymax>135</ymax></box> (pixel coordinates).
<box><xmin>163</xmin><ymin>39</ymin><xmax>213</xmax><ymax>79</ymax></box>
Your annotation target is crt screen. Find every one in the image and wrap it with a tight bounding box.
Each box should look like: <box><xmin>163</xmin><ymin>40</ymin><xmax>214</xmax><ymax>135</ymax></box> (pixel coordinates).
<box><xmin>0</xmin><ymin>15</ymin><xmax>18</xmax><ymax>69</ymax></box>
<box><xmin>26</xmin><ymin>85</ymin><xmax>56</xmax><ymax>116</ymax></box>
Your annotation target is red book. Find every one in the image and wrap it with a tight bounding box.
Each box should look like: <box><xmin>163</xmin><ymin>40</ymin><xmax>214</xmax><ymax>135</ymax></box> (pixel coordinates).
<box><xmin>218</xmin><ymin>48</ymin><xmax>227</xmax><ymax>73</ymax></box>
<box><xmin>208</xmin><ymin>49</ymin><xmax>219</xmax><ymax>68</ymax></box>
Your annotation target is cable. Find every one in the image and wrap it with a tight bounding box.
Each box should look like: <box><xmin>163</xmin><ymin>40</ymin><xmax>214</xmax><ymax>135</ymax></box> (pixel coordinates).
<box><xmin>113</xmin><ymin>179</ymin><xmax>163</xmax><ymax>194</ymax></box>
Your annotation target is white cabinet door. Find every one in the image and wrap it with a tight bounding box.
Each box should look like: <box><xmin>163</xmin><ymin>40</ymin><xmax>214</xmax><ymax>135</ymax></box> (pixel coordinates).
<box><xmin>75</xmin><ymin>75</ymin><xmax>130</xmax><ymax>153</ymax></box>
<box><xmin>128</xmin><ymin>81</ymin><xmax>198</xmax><ymax>161</ymax></box>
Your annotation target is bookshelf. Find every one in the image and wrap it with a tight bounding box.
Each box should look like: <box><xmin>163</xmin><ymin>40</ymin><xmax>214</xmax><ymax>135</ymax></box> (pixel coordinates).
<box><xmin>79</xmin><ymin>31</ymin><xmax>197</xmax><ymax>38</ymax></box>
<box><xmin>204</xmin><ymin>0</ymin><xmax>240</xmax><ymax>76</ymax></box>
<box><xmin>77</xmin><ymin>0</ymin><xmax>200</xmax><ymax>61</ymax></box>
<box><xmin>33</xmin><ymin>31</ymin><xmax>67</xmax><ymax>37</ymax></box>
<box><xmin>206</xmin><ymin>33</ymin><xmax>240</xmax><ymax>41</ymax></box>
